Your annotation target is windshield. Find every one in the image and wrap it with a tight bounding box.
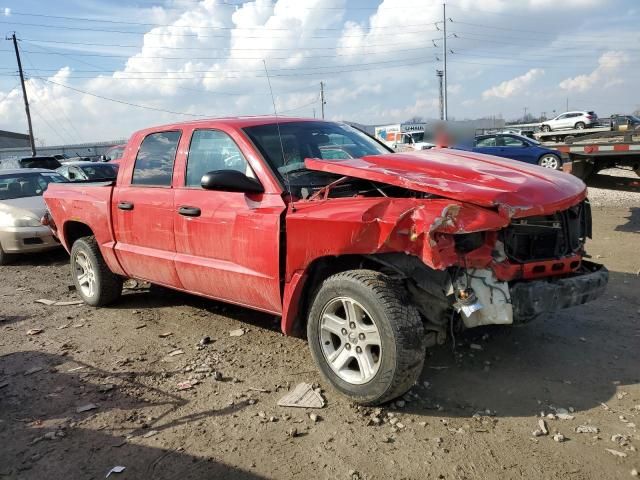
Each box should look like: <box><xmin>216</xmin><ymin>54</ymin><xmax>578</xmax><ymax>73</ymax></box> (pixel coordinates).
<box><xmin>106</xmin><ymin>146</ymin><xmax>124</xmax><ymax>161</ymax></box>
<box><xmin>243</xmin><ymin>121</ymin><xmax>390</xmax><ymax>189</ymax></box>
<box><xmin>408</xmin><ymin>131</ymin><xmax>425</xmax><ymax>143</ymax></box>
<box><xmin>0</xmin><ymin>172</ymin><xmax>67</xmax><ymax>200</ymax></box>
<box><xmin>80</xmin><ymin>164</ymin><xmax>118</xmax><ymax>180</ymax></box>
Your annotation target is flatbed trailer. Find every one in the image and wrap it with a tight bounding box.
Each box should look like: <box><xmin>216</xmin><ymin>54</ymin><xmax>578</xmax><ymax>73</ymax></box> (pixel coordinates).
<box><xmin>534</xmin><ymin>126</ymin><xmax>612</xmax><ymax>143</ymax></box>
<box><xmin>541</xmin><ymin>130</ymin><xmax>640</xmax><ymax>179</ymax></box>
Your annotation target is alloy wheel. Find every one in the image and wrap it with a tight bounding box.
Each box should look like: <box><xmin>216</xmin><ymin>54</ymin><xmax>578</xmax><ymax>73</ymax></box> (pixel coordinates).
<box><xmin>74</xmin><ymin>251</ymin><xmax>96</xmax><ymax>298</ymax></box>
<box><xmin>319</xmin><ymin>297</ymin><xmax>382</xmax><ymax>385</ymax></box>
<box><xmin>539</xmin><ymin>155</ymin><xmax>559</xmax><ymax>169</ymax></box>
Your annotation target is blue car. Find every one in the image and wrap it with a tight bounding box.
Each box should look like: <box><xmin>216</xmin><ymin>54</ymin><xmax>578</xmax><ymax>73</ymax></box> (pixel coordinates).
<box><xmin>456</xmin><ymin>133</ymin><xmax>563</xmax><ymax>170</ymax></box>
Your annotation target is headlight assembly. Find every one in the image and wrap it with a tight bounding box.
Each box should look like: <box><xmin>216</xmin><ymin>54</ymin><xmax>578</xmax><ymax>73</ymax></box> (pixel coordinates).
<box><xmin>0</xmin><ymin>212</ymin><xmax>42</xmax><ymax>228</ymax></box>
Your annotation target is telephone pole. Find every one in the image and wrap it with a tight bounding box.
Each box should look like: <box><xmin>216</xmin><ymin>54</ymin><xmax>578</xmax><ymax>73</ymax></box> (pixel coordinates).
<box><xmin>436</xmin><ymin>70</ymin><xmax>444</xmax><ymax>121</ymax></box>
<box><xmin>9</xmin><ymin>33</ymin><xmax>36</xmax><ymax>156</ymax></box>
<box><xmin>320</xmin><ymin>81</ymin><xmax>326</xmax><ymax>119</ymax></box>
<box><xmin>442</xmin><ymin>3</ymin><xmax>448</xmax><ymax>121</ymax></box>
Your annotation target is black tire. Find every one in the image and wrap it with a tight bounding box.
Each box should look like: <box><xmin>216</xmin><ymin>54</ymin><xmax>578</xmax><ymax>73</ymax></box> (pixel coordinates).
<box><xmin>541</xmin><ymin>125</ymin><xmax>551</xmax><ymax>132</ymax></box>
<box><xmin>307</xmin><ymin>270</ymin><xmax>425</xmax><ymax>405</ymax></box>
<box><xmin>575</xmin><ymin>122</ymin><xmax>585</xmax><ymax>130</ymax></box>
<box><xmin>70</xmin><ymin>236</ymin><xmax>122</xmax><ymax>307</ymax></box>
<box><xmin>0</xmin><ymin>244</ymin><xmax>12</xmax><ymax>266</ymax></box>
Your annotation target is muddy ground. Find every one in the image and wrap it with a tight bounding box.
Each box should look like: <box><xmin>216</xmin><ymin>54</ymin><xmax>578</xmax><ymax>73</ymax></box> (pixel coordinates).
<box><xmin>0</xmin><ymin>171</ymin><xmax>639</xmax><ymax>480</ymax></box>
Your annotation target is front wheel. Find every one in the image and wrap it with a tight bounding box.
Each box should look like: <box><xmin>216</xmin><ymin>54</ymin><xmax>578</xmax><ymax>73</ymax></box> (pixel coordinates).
<box><xmin>539</xmin><ymin>154</ymin><xmax>561</xmax><ymax>170</ymax></box>
<box><xmin>0</xmin><ymin>244</ymin><xmax>12</xmax><ymax>266</ymax></box>
<box><xmin>307</xmin><ymin>270</ymin><xmax>426</xmax><ymax>405</ymax></box>
<box><xmin>541</xmin><ymin>125</ymin><xmax>551</xmax><ymax>132</ymax></box>
<box><xmin>70</xmin><ymin>236</ymin><xmax>122</xmax><ymax>307</ymax></box>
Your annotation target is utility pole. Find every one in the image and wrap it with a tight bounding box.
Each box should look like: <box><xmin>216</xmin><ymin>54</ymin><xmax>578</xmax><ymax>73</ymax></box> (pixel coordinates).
<box><xmin>320</xmin><ymin>81</ymin><xmax>326</xmax><ymax>120</ymax></box>
<box><xmin>523</xmin><ymin>107</ymin><xmax>528</xmax><ymax>122</ymax></box>
<box><xmin>9</xmin><ymin>33</ymin><xmax>36</xmax><ymax>156</ymax></box>
<box><xmin>436</xmin><ymin>70</ymin><xmax>444</xmax><ymax>121</ymax></box>
<box><xmin>566</xmin><ymin>97</ymin><xmax>569</xmax><ymax>112</ymax></box>
<box><xmin>442</xmin><ymin>3</ymin><xmax>448</xmax><ymax>121</ymax></box>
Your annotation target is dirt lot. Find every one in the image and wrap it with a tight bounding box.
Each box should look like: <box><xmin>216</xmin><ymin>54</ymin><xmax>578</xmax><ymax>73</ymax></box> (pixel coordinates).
<box><xmin>1</xmin><ymin>171</ymin><xmax>639</xmax><ymax>480</ymax></box>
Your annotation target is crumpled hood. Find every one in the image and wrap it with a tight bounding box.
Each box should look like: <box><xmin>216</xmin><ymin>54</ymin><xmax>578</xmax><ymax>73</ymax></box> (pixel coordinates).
<box><xmin>304</xmin><ymin>149</ymin><xmax>587</xmax><ymax>218</ymax></box>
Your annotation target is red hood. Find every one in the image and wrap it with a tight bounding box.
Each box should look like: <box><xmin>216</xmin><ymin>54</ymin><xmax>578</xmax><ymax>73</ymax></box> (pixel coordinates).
<box><xmin>304</xmin><ymin>149</ymin><xmax>586</xmax><ymax>218</ymax></box>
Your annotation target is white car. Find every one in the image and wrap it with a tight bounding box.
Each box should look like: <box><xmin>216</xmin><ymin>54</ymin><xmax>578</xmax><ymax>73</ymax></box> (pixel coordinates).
<box><xmin>540</xmin><ymin>111</ymin><xmax>598</xmax><ymax>132</ymax></box>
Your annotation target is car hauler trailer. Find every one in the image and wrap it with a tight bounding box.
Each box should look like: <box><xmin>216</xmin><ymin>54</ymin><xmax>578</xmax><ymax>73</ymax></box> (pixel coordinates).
<box><xmin>547</xmin><ymin>130</ymin><xmax>640</xmax><ymax>179</ymax></box>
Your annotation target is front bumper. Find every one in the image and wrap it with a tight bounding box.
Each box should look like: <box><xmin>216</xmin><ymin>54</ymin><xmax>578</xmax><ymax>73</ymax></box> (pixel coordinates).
<box><xmin>0</xmin><ymin>225</ymin><xmax>61</xmax><ymax>253</ymax></box>
<box><xmin>510</xmin><ymin>261</ymin><xmax>608</xmax><ymax>323</ymax></box>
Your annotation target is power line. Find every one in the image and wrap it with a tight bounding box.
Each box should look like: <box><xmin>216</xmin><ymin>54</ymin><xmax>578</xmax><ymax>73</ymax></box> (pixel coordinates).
<box><xmin>450</xmin><ymin>50</ymin><xmax>637</xmax><ymax>65</ymax></box>
<box><xmin>0</xmin><ymin>82</ymin><xmax>20</xmax><ymax>104</ymax></box>
<box><xmin>21</xmin><ymin>49</ymin><xmax>84</xmax><ymax>141</ymax></box>
<box><xmin>19</xmin><ymin>36</ymin><xmax>441</xmax><ymax>51</ymax></box>
<box><xmin>5</xmin><ymin>10</ymin><xmax>444</xmax><ymax>32</ymax></box>
<box><xmin>0</xmin><ymin>20</ymin><xmax>436</xmax><ymax>39</ymax></box>
<box><xmin>36</xmin><ymin>77</ymin><xmax>326</xmax><ymax>118</ymax></box>
<box><xmin>24</xmin><ymin>56</ymin><xmax>435</xmax><ymax>80</ymax></box>
<box><xmin>14</xmin><ymin>42</ymin><xmax>436</xmax><ymax>61</ymax></box>
<box><xmin>36</xmin><ymin>77</ymin><xmax>209</xmax><ymax>117</ymax></box>
<box><xmin>450</xmin><ymin>30</ymin><xmax>635</xmax><ymax>46</ymax></box>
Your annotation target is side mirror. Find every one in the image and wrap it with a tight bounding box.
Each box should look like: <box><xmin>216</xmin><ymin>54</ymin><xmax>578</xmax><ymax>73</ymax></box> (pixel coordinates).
<box><xmin>201</xmin><ymin>170</ymin><xmax>264</xmax><ymax>194</ymax></box>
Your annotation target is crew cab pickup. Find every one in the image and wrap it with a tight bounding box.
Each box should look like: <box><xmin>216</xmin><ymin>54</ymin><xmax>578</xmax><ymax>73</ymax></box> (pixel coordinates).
<box><xmin>44</xmin><ymin>117</ymin><xmax>608</xmax><ymax>405</ymax></box>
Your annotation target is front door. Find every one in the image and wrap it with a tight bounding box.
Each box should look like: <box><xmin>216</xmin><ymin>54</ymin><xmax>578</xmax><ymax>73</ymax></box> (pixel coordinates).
<box><xmin>173</xmin><ymin>128</ymin><xmax>285</xmax><ymax>314</ymax></box>
<box><xmin>500</xmin><ymin>135</ymin><xmax>530</xmax><ymax>162</ymax></box>
<box><xmin>112</xmin><ymin>130</ymin><xmax>183</xmax><ymax>287</ymax></box>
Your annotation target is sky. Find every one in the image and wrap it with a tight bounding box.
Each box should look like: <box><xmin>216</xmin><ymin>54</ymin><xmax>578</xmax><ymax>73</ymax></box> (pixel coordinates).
<box><xmin>0</xmin><ymin>0</ymin><xmax>638</xmax><ymax>145</ymax></box>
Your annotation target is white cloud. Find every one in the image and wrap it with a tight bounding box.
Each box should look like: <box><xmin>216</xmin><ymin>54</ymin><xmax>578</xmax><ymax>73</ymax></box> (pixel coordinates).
<box><xmin>3</xmin><ymin>7</ymin><xmax>10</xmax><ymax>16</ymax></box>
<box><xmin>0</xmin><ymin>0</ymin><xmax>633</xmax><ymax>144</ymax></box>
<box><xmin>482</xmin><ymin>69</ymin><xmax>544</xmax><ymax>99</ymax></box>
<box><xmin>559</xmin><ymin>51</ymin><xmax>629</xmax><ymax>92</ymax></box>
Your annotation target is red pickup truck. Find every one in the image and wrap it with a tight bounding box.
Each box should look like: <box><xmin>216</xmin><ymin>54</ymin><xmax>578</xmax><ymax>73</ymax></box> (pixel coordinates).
<box><xmin>44</xmin><ymin>117</ymin><xmax>608</xmax><ymax>405</ymax></box>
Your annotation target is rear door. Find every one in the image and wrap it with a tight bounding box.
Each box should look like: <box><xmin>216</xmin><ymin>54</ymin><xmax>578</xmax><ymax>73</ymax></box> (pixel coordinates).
<box><xmin>112</xmin><ymin>130</ymin><xmax>183</xmax><ymax>287</ymax></box>
<box><xmin>172</xmin><ymin>127</ymin><xmax>286</xmax><ymax>314</ymax></box>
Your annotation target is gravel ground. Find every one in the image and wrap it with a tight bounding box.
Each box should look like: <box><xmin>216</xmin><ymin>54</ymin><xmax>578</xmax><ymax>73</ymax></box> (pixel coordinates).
<box><xmin>0</xmin><ymin>171</ymin><xmax>638</xmax><ymax>480</ymax></box>
<box><xmin>586</xmin><ymin>168</ymin><xmax>640</xmax><ymax>208</ymax></box>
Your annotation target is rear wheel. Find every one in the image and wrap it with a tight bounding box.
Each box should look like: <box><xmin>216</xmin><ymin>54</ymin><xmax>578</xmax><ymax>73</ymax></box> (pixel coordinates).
<box><xmin>307</xmin><ymin>270</ymin><xmax>426</xmax><ymax>405</ymax></box>
<box><xmin>541</xmin><ymin>125</ymin><xmax>551</xmax><ymax>132</ymax></box>
<box><xmin>575</xmin><ymin>122</ymin><xmax>586</xmax><ymax>130</ymax></box>
<box><xmin>538</xmin><ymin>153</ymin><xmax>561</xmax><ymax>170</ymax></box>
<box><xmin>70</xmin><ymin>236</ymin><xmax>122</xmax><ymax>306</ymax></box>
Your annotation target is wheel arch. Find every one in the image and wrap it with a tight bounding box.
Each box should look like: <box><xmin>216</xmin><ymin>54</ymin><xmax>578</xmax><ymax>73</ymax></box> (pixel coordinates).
<box><xmin>281</xmin><ymin>254</ymin><xmax>380</xmax><ymax>337</ymax></box>
<box><xmin>281</xmin><ymin>253</ymin><xmax>451</xmax><ymax>337</ymax></box>
<box><xmin>62</xmin><ymin>221</ymin><xmax>95</xmax><ymax>251</ymax></box>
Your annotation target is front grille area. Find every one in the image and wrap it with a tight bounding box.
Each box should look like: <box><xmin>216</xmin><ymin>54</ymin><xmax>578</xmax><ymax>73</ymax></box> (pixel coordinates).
<box><xmin>501</xmin><ymin>200</ymin><xmax>592</xmax><ymax>262</ymax></box>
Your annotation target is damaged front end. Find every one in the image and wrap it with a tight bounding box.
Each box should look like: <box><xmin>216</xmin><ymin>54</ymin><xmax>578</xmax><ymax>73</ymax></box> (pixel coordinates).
<box><xmin>285</xmin><ymin>152</ymin><xmax>607</xmax><ymax>341</ymax></box>
<box><xmin>360</xmin><ymin>198</ymin><xmax>608</xmax><ymax>347</ymax></box>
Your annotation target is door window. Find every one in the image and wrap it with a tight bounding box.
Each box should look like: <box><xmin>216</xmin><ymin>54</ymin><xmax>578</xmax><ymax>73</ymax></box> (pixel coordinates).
<box><xmin>502</xmin><ymin>136</ymin><xmax>526</xmax><ymax>147</ymax></box>
<box><xmin>476</xmin><ymin>136</ymin><xmax>497</xmax><ymax>147</ymax></box>
<box><xmin>185</xmin><ymin>130</ymin><xmax>251</xmax><ymax>187</ymax></box>
<box><xmin>132</xmin><ymin>131</ymin><xmax>181</xmax><ymax>186</ymax></box>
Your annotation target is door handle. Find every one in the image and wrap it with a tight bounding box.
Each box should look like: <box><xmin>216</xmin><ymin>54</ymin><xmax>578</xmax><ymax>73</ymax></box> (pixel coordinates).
<box><xmin>178</xmin><ymin>206</ymin><xmax>201</xmax><ymax>217</ymax></box>
<box><xmin>117</xmin><ymin>201</ymin><xmax>134</xmax><ymax>211</ymax></box>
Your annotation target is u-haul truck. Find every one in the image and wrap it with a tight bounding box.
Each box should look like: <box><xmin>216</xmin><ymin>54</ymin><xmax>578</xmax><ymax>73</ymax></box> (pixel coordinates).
<box><xmin>374</xmin><ymin>123</ymin><xmax>434</xmax><ymax>151</ymax></box>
